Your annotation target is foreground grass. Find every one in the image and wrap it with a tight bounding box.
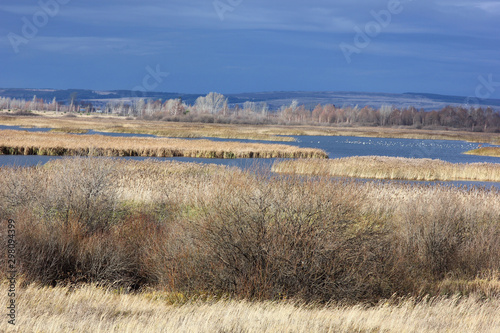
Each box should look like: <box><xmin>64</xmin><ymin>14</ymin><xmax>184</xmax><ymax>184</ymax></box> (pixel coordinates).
<box><xmin>272</xmin><ymin>156</ymin><xmax>500</xmax><ymax>182</ymax></box>
<box><xmin>1</xmin><ymin>112</ymin><xmax>500</xmax><ymax>143</ymax></box>
<box><xmin>465</xmin><ymin>147</ymin><xmax>500</xmax><ymax>157</ymax></box>
<box><xmin>0</xmin><ymin>130</ymin><xmax>327</xmax><ymax>158</ymax></box>
<box><xmin>1</xmin><ymin>283</ymin><xmax>499</xmax><ymax>333</ymax></box>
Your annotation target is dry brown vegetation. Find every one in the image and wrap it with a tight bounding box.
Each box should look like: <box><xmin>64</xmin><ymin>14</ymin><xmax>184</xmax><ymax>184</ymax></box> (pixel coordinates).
<box><xmin>1</xmin><ymin>113</ymin><xmax>500</xmax><ymax>144</ymax></box>
<box><xmin>272</xmin><ymin>156</ymin><xmax>500</xmax><ymax>182</ymax></box>
<box><xmin>1</xmin><ymin>283</ymin><xmax>499</xmax><ymax>333</ymax></box>
<box><xmin>0</xmin><ymin>158</ymin><xmax>499</xmax><ymax>330</ymax></box>
<box><xmin>465</xmin><ymin>147</ymin><xmax>500</xmax><ymax>157</ymax></box>
<box><xmin>0</xmin><ymin>158</ymin><xmax>499</xmax><ymax>301</ymax></box>
<box><xmin>0</xmin><ymin>130</ymin><xmax>327</xmax><ymax>158</ymax></box>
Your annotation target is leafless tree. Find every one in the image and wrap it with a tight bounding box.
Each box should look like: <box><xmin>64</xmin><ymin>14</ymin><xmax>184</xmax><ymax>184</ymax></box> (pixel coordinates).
<box><xmin>195</xmin><ymin>92</ymin><xmax>227</xmax><ymax>114</ymax></box>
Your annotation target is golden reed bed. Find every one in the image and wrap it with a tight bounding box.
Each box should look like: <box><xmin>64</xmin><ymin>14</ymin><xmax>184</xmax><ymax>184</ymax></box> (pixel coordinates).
<box><xmin>465</xmin><ymin>147</ymin><xmax>500</xmax><ymax>157</ymax></box>
<box><xmin>0</xmin><ymin>130</ymin><xmax>327</xmax><ymax>159</ymax></box>
<box><xmin>272</xmin><ymin>156</ymin><xmax>500</xmax><ymax>182</ymax></box>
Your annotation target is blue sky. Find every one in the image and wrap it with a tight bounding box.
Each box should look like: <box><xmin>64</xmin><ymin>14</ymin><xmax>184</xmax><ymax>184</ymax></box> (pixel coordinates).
<box><xmin>1</xmin><ymin>0</ymin><xmax>499</xmax><ymax>97</ymax></box>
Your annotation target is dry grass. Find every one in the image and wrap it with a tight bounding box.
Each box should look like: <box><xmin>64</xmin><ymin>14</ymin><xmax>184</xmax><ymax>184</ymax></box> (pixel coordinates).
<box><xmin>0</xmin><ymin>130</ymin><xmax>327</xmax><ymax>158</ymax></box>
<box><xmin>465</xmin><ymin>147</ymin><xmax>500</xmax><ymax>157</ymax></box>
<box><xmin>272</xmin><ymin>156</ymin><xmax>500</xmax><ymax>182</ymax></box>
<box><xmin>1</xmin><ymin>282</ymin><xmax>499</xmax><ymax>333</ymax></box>
<box><xmin>1</xmin><ymin>113</ymin><xmax>500</xmax><ymax>143</ymax></box>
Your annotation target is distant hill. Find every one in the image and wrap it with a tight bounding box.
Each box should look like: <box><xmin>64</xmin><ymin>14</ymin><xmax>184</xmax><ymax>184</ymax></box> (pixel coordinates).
<box><xmin>1</xmin><ymin>88</ymin><xmax>499</xmax><ymax>111</ymax></box>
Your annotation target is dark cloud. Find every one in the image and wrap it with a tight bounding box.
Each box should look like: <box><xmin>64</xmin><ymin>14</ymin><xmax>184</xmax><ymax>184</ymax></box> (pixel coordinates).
<box><xmin>0</xmin><ymin>0</ymin><xmax>498</xmax><ymax>96</ymax></box>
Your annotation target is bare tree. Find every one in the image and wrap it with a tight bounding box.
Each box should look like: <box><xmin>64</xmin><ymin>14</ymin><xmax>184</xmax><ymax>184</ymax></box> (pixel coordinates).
<box><xmin>31</xmin><ymin>95</ymin><xmax>37</xmax><ymax>111</ymax></box>
<box><xmin>379</xmin><ymin>104</ymin><xmax>392</xmax><ymax>126</ymax></box>
<box><xmin>69</xmin><ymin>92</ymin><xmax>78</xmax><ymax>112</ymax></box>
<box><xmin>195</xmin><ymin>92</ymin><xmax>227</xmax><ymax>114</ymax></box>
<box><xmin>164</xmin><ymin>98</ymin><xmax>185</xmax><ymax>116</ymax></box>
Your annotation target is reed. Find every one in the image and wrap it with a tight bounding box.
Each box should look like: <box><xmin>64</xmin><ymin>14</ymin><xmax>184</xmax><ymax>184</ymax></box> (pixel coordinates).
<box><xmin>1</xmin><ymin>282</ymin><xmax>499</xmax><ymax>333</ymax></box>
<box><xmin>465</xmin><ymin>147</ymin><xmax>500</xmax><ymax>157</ymax></box>
<box><xmin>0</xmin><ymin>130</ymin><xmax>327</xmax><ymax>159</ymax></box>
<box><xmin>272</xmin><ymin>156</ymin><xmax>500</xmax><ymax>182</ymax></box>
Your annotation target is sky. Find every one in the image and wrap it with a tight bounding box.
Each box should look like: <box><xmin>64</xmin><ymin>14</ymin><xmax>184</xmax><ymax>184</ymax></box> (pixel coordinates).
<box><xmin>0</xmin><ymin>0</ymin><xmax>499</xmax><ymax>98</ymax></box>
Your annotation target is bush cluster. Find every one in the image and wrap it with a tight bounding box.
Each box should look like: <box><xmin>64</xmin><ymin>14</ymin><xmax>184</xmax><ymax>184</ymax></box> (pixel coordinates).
<box><xmin>0</xmin><ymin>158</ymin><xmax>499</xmax><ymax>303</ymax></box>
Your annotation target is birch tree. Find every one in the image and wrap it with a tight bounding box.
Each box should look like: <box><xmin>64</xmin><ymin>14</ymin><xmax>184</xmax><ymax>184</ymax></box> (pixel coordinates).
<box><xmin>195</xmin><ymin>92</ymin><xmax>227</xmax><ymax>114</ymax></box>
<box><xmin>379</xmin><ymin>104</ymin><xmax>392</xmax><ymax>126</ymax></box>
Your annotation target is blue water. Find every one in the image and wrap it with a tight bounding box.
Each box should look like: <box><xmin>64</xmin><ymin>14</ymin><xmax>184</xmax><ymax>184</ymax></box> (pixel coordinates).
<box><xmin>0</xmin><ymin>125</ymin><xmax>52</xmax><ymax>132</ymax></box>
<box><xmin>205</xmin><ymin>135</ymin><xmax>500</xmax><ymax>164</ymax></box>
<box><xmin>1</xmin><ymin>125</ymin><xmax>499</xmax><ymax>188</ymax></box>
<box><xmin>0</xmin><ymin>125</ymin><xmax>157</xmax><ymax>138</ymax></box>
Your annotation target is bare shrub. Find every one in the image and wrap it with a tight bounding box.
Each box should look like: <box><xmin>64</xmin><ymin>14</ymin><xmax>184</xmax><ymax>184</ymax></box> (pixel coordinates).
<box><xmin>186</xmin><ymin>173</ymin><xmax>392</xmax><ymax>302</ymax></box>
<box><xmin>392</xmin><ymin>192</ymin><xmax>500</xmax><ymax>293</ymax></box>
<box><xmin>11</xmin><ymin>212</ymin><xmax>159</xmax><ymax>288</ymax></box>
<box><xmin>1</xmin><ymin>159</ymin><xmax>499</xmax><ymax>303</ymax></box>
<box><xmin>42</xmin><ymin>157</ymin><xmax>119</xmax><ymax>232</ymax></box>
<box><xmin>0</xmin><ymin>166</ymin><xmax>41</xmax><ymax>215</ymax></box>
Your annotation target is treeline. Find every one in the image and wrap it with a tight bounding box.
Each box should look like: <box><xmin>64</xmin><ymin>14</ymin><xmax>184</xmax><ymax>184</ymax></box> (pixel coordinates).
<box><xmin>2</xmin><ymin>93</ymin><xmax>500</xmax><ymax>132</ymax></box>
<box><xmin>120</xmin><ymin>97</ymin><xmax>500</xmax><ymax>133</ymax></box>
<box><xmin>295</xmin><ymin>104</ymin><xmax>500</xmax><ymax>132</ymax></box>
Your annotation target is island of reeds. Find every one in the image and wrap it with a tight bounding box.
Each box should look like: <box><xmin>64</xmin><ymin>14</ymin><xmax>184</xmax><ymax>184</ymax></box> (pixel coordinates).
<box><xmin>1</xmin><ymin>157</ymin><xmax>500</xmax><ymax>331</ymax></box>
<box><xmin>272</xmin><ymin>155</ymin><xmax>500</xmax><ymax>182</ymax></box>
<box><xmin>465</xmin><ymin>147</ymin><xmax>500</xmax><ymax>157</ymax></box>
<box><xmin>0</xmin><ymin>129</ymin><xmax>327</xmax><ymax>159</ymax></box>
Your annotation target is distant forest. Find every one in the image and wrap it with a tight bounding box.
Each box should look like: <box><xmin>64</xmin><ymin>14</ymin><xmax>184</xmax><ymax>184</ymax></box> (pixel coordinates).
<box><xmin>1</xmin><ymin>93</ymin><xmax>500</xmax><ymax>132</ymax></box>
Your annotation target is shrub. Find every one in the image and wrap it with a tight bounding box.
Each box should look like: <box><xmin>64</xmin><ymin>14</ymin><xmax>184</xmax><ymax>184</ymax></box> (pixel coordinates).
<box><xmin>42</xmin><ymin>157</ymin><xmax>119</xmax><ymax>232</ymax></box>
<box><xmin>10</xmin><ymin>211</ymin><xmax>163</xmax><ymax>288</ymax></box>
<box><xmin>1</xmin><ymin>159</ymin><xmax>499</xmax><ymax>303</ymax></box>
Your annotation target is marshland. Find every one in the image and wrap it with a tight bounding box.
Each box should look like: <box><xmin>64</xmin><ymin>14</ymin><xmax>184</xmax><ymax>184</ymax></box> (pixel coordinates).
<box><xmin>1</xmin><ymin>157</ymin><xmax>500</xmax><ymax>331</ymax></box>
<box><xmin>0</xmin><ymin>109</ymin><xmax>499</xmax><ymax>332</ymax></box>
<box><xmin>1</xmin><ymin>112</ymin><xmax>500</xmax><ymax>144</ymax></box>
<box><xmin>2</xmin><ymin>0</ymin><xmax>500</xmax><ymax>328</ymax></box>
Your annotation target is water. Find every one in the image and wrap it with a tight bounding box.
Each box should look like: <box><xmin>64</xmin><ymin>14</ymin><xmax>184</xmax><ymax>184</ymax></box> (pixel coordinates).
<box><xmin>206</xmin><ymin>135</ymin><xmax>500</xmax><ymax>164</ymax></box>
<box><xmin>0</xmin><ymin>125</ymin><xmax>52</xmax><ymax>132</ymax></box>
<box><xmin>0</xmin><ymin>125</ymin><xmax>157</xmax><ymax>138</ymax></box>
<box><xmin>1</xmin><ymin>125</ymin><xmax>499</xmax><ymax>188</ymax></box>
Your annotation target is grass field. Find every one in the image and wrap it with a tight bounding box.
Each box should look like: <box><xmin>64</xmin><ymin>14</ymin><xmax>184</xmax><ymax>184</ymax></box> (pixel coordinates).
<box><xmin>1</xmin><ymin>158</ymin><xmax>499</xmax><ymax>330</ymax></box>
<box><xmin>272</xmin><ymin>156</ymin><xmax>500</xmax><ymax>182</ymax></box>
<box><xmin>0</xmin><ymin>129</ymin><xmax>327</xmax><ymax>158</ymax></box>
<box><xmin>1</xmin><ymin>112</ymin><xmax>499</xmax><ymax>144</ymax></box>
<box><xmin>1</xmin><ymin>283</ymin><xmax>499</xmax><ymax>333</ymax></box>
